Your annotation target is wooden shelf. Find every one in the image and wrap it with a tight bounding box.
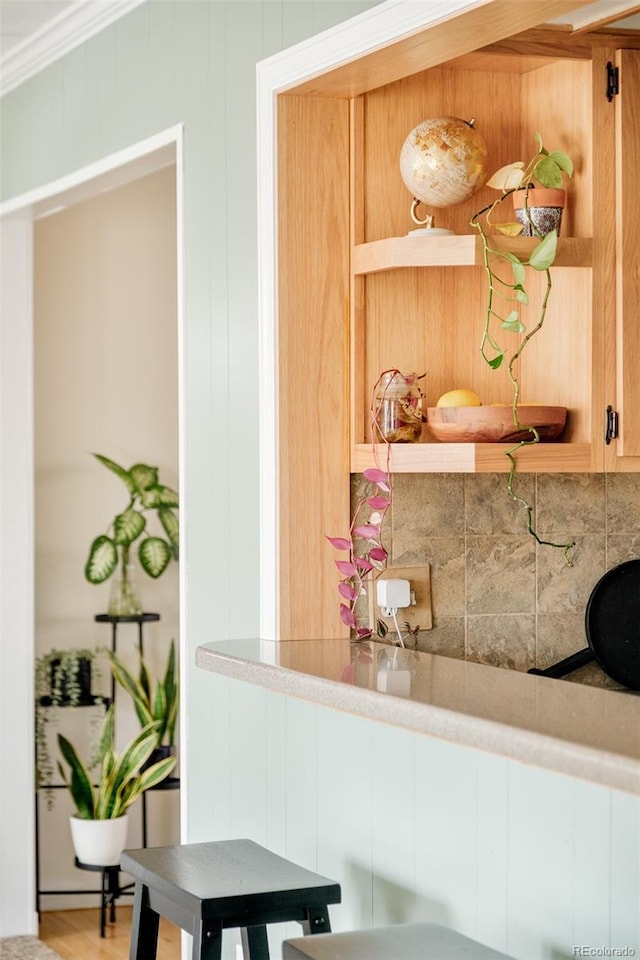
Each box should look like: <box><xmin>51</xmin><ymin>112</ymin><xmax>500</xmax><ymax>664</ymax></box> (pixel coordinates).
<box><xmin>352</xmin><ymin>235</ymin><xmax>592</xmax><ymax>275</ymax></box>
<box><xmin>351</xmin><ymin>442</ymin><xmax>593</xmax><ymax>474</ymax></box>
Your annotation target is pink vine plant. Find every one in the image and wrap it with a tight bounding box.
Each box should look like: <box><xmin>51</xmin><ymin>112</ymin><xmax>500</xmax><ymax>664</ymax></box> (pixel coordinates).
<box><xmin>327</xmin><ymin>369</ymin><xmax>419</xmax><ymax>639</ymax></box>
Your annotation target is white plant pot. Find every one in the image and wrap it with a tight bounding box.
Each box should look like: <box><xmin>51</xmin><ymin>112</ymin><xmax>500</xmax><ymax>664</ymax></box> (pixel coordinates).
<box><xmin>69</xmin><ymin>814</ymin><xmax>129</xmax><ymax>866</ymax></box>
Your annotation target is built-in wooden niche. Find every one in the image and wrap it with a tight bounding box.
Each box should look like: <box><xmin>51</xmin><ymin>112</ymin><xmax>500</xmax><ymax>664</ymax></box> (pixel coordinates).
<box><xmin>351</xmin><ymin>52</ymin><xmax>596</xmax><ymax>474</ymax></box>
<box><xmin>276</xmin><ymin>23</ymin><xmax>640</xmax><ymax>639</ymax></box>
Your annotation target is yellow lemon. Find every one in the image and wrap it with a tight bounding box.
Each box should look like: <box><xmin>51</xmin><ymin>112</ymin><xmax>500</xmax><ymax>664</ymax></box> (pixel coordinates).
<box><xmin>436</xmin><ymin>388</ymin><xmax>482</xmax><ymax>407</ymax></box>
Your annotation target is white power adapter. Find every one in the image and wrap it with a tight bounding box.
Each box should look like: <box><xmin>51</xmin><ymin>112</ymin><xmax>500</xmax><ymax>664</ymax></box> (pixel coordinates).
<box><xmin>376</xmin><ymin>578</ymin><xmax>411</xmax><ymax>616</ymax></box>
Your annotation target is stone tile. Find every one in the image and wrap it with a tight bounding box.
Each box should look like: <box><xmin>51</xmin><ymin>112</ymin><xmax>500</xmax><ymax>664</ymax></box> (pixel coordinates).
<box><xmin>466</xmin><ymin>615</ymin><xmax>535</xmax><ymax>671</ymax></box>
<box><xmin>392</xmin><ymin>474</ymin><xmax>464</xmax><ymax>542</ymax></box>
<box><xmin>536</xmin><ymin>473</ymin><xmax>606</xmax><ymax>536</ymax></box>
<box><xmin>606</xmin><ymin>534</ymin><xmax>640</xmax><ymax>569</ymax></box>
<box><xmin>392</xmin><ymin>539</ymin><xmax>465</xmax><ymax>617</ymax></box>
<box><xmin>465</xmin><ymin>473</ymin><xmax>535</xmax><ymax>536</ymax></box>
<box><xmin>602</xmin><ymin>673</ymin><xmax>629</xmax><ymax>691</ymax></box>
<box><xmin>606</xmin><ymin>473</ymin><xmax>640</xmax><ymax>533</ymax></box>
<box><xmin>466</xmin><ymin>537</ymin><xmax>535</xmax><ymax>615</ymax></box>
<box><xmin>411</xmin><ymin>618</ymin><xmax>465</xmax><ymax>659</ymax></box>
<box><xmin>535</xmin><ymin>612</ymin><xmax>587</xmax><ymax>669</ymax></box>
<box><xmin>565</xmin><ymin>662</ymin><xmax>608</xmax><ymax>687</ymax></box>
<box><xmin>536</xmin><ymin>535</ymin><xmax>605</xmax><ymax>614</ymax></box>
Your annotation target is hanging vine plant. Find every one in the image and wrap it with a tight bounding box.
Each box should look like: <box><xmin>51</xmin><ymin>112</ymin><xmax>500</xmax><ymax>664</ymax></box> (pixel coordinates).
<box><xmin>327</xmin><ymin>370</ymin><xmax>425</xmax><ymax>644</ymax></box>
<box><xmin>470</xmin><ymin>133</ymin><xmax>576</xmax><ymax>564</ymax></box>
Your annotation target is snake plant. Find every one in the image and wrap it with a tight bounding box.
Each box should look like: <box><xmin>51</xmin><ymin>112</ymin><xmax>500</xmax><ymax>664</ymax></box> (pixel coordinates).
<box><xmin>57</xmin><ymin>705</ymin><xmax>176</xmax><ymax>819</ymax></box>
<box><xmin>107</xmin><ymin>640</ymin><xmax>178</xmax><ymax>748</ymax></box>
<box><xmin>84</xmin><ymin>453</ymin><xmax>179</xmax><ymax>586</ymax></box>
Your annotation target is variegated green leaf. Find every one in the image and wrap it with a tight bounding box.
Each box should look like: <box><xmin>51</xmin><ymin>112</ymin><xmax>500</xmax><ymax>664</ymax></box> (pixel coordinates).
<box><xmin>106</xmin><ymin>652</ymin><xmax>153</xmax><ymax>727</ymax></box>
<box><xmin>140</xmin><ymin>485</ymin><xmax>179</xmax><ymax>509</ymax></box>
<box><xmin>509</xmin><ymin>258</ymin><xmax>526</xmax><ymax>286</ymax></box>
<box><xmin>139</xmin><ymin>657</ymin><xmax>152</xmax><ymax>704</ymax></box>
<box><xmin>94</xmin><ymin>721</ymin><xmax>160</xmax><ymax>818</ymax></box>
<box><xmin>130</xmin><ymin>464</ymin><xmax>158</xmax><ymax>494</ymax></box>
<box><xmin>58</xmin><ymin>734</ymin><xmax>95</xmax><ymax>818</ymax></box>
<box><xmin>85</xmin><ymin>536</ymin><xmax>117</xmax><ymax>584</ymax></box>
<box><xmin>547</xmin><ymin>150</ymin><xmax>573</xmax><ymax>177</ymax></box>
<box><xmin>495</xmin><ymin>221</ymin><xmax>524</xmax><ymax>237</ymax></box>
<box><xmin>528</xmin><ymin>230</ymin><xmax>558</xmax><ymax>271</ymax></box>
<box><xmin>92</xmin><ymin>454</ymin><xmax>136</xmax><ymax>495</ymax></box>
<box><xmin>97</xmin><ymin>705</ymin><xmax>115</xmax><ymax>765</ymax></box>
<box><xmin>533</xmin><ymin>156</ymin><xmax>564</xmax><ymax>188</ymax></box>
<box><xmin>138</xmin><ymin>537</ymin><xmax>171</xmax><ymax>578</ymax></box>
<box><xmin>500</xmin><ymin>315</ymin><xmax>526</xmax><ymax>334</ymax></box>
<box><xmin>153</xmin><ymin>683</ymin><xmax>167</xmax><ymax>740</ymax></box>
<box><xmin>486</xmin><ymin>161</ymin><xmax>524</xmax><ymax>191</ymax></box>
<box><xmin>159</xmin><ymin>508</ymin><xmax>179</xmax><ymax>559</ymax></box>
<box><xmin>137</xmin><ymin>755</ymin><xmax>176</xmax><ymax>792</ymax></box>
<box><xmin>113</xmin><ymin>508</ymin><xmax>146</xmax><ymax>546</ymax></box>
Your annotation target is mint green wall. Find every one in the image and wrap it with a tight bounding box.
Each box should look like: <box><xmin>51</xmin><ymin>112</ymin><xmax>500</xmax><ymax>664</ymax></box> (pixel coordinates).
<box><xmin>207</xmin><ymin>673</ymin><xmax>640</xmax><ymax>959</ymax></box>
<box><xmin>0</xmin><ymin>0</ymin><xmax>376</xmax><ymax>850</ymax></box>
<box><xmin>3</xmin><ymin>3</ymin><xmax>639</xmax><ymax>954</ymax></box>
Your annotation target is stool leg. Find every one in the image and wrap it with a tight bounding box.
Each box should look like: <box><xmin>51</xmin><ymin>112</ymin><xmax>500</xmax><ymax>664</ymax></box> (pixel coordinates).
<box><xmin>100</xmin><ymin>870</ymin><xmax>107</xmax><ymax>939</ymax></box>
<box><xmin>240</xmin><ymin>925</ymin><xmax>270</xmax><ymax>959</ymax></box>
<box><xmin>191</xmin><ymin>919</ymin><xmax>223</xmax><ymax>960</ymax></box>
<box><xmin>108</xmin><ymin>868</ymin><xmax>119</xmax><ymax>925</ymax></box>
<box><xmin>300</xmin><ymin>905</ymin><xmax>331</xmax><ymax>936</ymax></box>
<box><xmin>129</xmin><ymin>883</ymin><xmax>160</xmax><ymax>960</ymax></box>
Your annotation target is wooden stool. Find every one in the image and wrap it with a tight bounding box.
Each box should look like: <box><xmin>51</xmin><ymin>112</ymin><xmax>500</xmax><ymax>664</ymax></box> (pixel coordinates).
<box><xmin>282</xmin><ymin>921</ymin><xmax>516</xmax><ymax>959</ymax></box>
<box><xmin>121</xmin><ymin>839</ymin><xmax>341</xmax><ymax>960</ymax></box>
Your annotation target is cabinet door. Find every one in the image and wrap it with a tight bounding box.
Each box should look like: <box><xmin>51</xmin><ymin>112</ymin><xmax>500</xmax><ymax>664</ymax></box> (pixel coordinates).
<box><xmin>615</xmin><ymin>48</ymin><xmax>640</xmax><ymax>460</ymax></box>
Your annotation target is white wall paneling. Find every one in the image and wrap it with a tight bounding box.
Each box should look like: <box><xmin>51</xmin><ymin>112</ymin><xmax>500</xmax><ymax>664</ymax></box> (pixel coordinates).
<box><xmin>211</xmin><ymin>674</ymin><xmax>640</xmax><ymax>959</ymax></box>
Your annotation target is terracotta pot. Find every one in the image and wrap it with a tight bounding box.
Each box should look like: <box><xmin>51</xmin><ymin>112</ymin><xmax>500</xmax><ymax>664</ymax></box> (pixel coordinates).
<box><xmin>513</xmin><ymin>187</ymin><xmax>566</xmax><ymax>237</ymax></box>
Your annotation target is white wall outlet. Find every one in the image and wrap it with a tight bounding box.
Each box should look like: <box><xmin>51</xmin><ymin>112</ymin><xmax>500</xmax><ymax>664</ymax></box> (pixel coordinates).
<box><xmin>373</xmin><ymin>565</ymin><xmax>432</xmax><ymax>631</ymax></box>
<box><xmin>376</xmin><ymin>578</ymin><xmax>411</xmax><ymax>611</ymax></box>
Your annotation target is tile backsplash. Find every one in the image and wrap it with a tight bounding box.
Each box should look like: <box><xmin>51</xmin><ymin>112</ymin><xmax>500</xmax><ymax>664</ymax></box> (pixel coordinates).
<box><xmin>352</xmin><ymin>472</ymin><xmax>640</xmax><ymax>688</ymax></box>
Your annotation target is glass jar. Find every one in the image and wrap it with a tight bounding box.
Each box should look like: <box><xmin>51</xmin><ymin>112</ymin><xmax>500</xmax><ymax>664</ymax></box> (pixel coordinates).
<box><xmin>374</xmin><ymin>371</ymin><xmax>424</xmax><ymax>443</ymax></box>
<box><xmin>108</xmin><ymin>562</ymin><xmax>143</xmax><ymax>617</ymax></box>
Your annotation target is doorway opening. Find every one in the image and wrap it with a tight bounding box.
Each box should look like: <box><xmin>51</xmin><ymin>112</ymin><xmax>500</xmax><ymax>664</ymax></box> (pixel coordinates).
<box><xmin>0</xmin><ymin>125</ymin><xmax>184</xmax><ymax>934</ymax></box>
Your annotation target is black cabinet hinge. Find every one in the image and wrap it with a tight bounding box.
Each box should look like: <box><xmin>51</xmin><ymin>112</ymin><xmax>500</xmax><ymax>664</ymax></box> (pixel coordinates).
<box><xmin>606</xmin><ymin>62</ymin><xmax>619</xmax><ymax>101</ymax></box>
<box><xmin>605</xmin><ymin>405</ymin><xmax>618</xmax><ymax>444</ymax></box>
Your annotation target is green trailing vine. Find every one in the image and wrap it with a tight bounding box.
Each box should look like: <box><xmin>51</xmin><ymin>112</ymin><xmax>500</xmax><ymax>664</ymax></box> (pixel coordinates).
<box><xmin>470</xmin><ymin>134</ymin><xmax>576</xmax><ymax>564</ymax></box>
<box><xmin>35</xmin><ymin>648</ymin><xmax>106</xmax><ymax>807</ymax></box>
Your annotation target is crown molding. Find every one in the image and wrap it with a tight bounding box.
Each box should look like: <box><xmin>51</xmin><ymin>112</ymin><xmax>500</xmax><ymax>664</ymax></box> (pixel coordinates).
<box><xmin>0</xmin><ymin>0</ymin><xmax>146</xmax><ymax>98</ymax></box>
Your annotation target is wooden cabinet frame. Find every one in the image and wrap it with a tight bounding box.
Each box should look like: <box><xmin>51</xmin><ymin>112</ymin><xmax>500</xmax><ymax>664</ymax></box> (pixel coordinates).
<box><xmin>266</xmin><ymin>2</ymin><xmax>640</xmax><ymax>640</ymax></box>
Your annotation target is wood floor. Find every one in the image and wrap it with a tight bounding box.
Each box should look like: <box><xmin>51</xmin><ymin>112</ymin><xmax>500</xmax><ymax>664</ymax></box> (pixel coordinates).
<box><xmin>39</xmin><ymin>907</ymin><xmax>181</xmax><ymax>959</ymax></box>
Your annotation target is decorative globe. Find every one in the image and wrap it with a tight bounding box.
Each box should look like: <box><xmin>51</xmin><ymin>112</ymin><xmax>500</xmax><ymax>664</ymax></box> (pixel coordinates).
<box><xmin>399</xmin><ymin>117</ymin><xmax>487</xmax><ymax>209</ymax></box>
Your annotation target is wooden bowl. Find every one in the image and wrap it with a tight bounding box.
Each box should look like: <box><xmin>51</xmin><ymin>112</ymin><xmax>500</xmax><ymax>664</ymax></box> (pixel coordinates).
<box><xmin>426</xmin><ymin>405</ymin><xmax>567</xmax><ymax>443</ymax></box>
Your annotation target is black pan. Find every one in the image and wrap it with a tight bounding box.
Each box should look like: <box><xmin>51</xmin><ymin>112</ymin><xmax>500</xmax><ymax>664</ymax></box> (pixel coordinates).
<box><xmin>529</xmin><ymin>558</ymin><xmax>640</xmax><ymax>689</ymax></box>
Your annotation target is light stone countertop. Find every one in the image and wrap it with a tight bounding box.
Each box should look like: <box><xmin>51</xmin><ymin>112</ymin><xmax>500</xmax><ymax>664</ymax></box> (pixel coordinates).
<box><xmin>196</xmin><ymin>638</ymin><xmax>640</xmax><ymax>796</ymax></box>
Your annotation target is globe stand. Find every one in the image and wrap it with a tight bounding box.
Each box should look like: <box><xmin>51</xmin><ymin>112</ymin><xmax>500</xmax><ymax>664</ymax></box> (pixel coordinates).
<box><xmin>407</xmin><ymin>209</ymin><xmax>455</xmax><ymax>238</ymax></box>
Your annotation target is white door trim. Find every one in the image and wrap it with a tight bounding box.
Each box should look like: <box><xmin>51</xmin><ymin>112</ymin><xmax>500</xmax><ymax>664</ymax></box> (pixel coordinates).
<box><xmin>0</xmin><ymin>123</ymin><xmax>184</xmax><ymax>935</ymax></box>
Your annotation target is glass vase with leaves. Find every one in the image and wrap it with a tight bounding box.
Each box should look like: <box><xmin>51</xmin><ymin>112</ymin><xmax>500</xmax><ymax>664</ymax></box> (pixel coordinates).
<box><xmin>85</xmin><ymin>454</ymin><xmax>179</xmax><ymax>616</ymax></box>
